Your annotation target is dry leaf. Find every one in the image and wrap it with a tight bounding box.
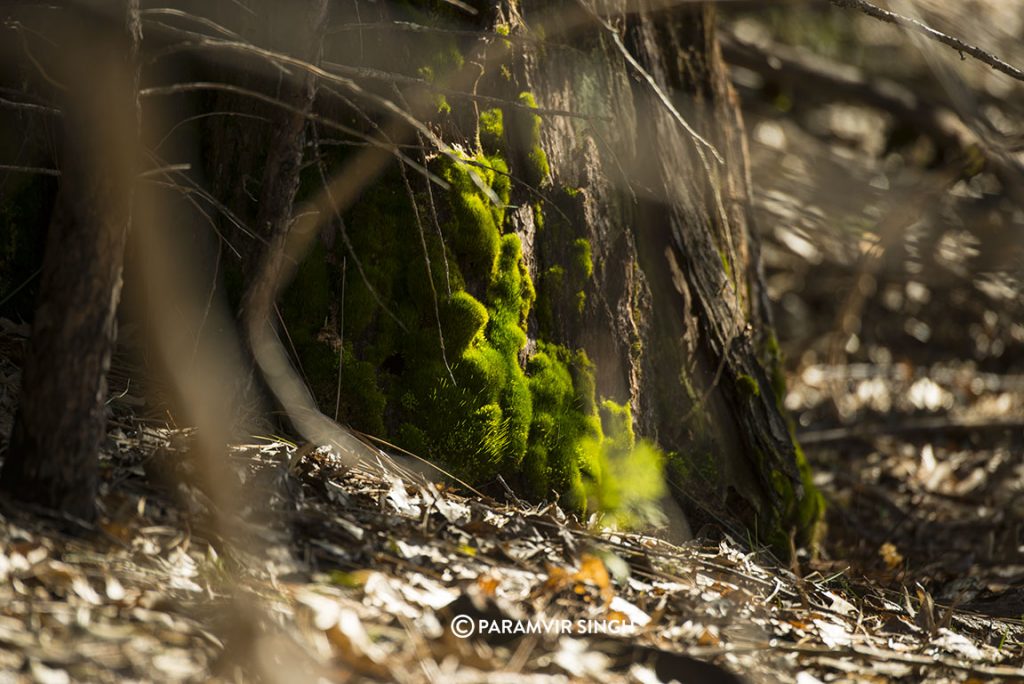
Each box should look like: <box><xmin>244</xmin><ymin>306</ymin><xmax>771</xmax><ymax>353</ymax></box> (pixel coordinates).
<box><xmin>879</xmin><ymin>542</ymin><xmax>903</xmax><ymax>570</ymax></box>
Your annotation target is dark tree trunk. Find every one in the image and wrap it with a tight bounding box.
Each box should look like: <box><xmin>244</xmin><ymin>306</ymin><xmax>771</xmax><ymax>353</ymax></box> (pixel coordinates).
<box><xmin>240</xmin><ymin>0</ymin><xmax>331</xmax><ymax>336</ymax></box>
<box><xmin>200</xmin><ymin>0</ymin><xmax>330</xmax><ymax>416</ymax></box>
<box><xmin>0</xmin><ymin>3</ymin><xmax>141</xmax><ymax>521</ymax></box>
<box><xmin>502</xmin><ymin>0</ymin><xmax>818</xmax><ymax>542</ymax></box>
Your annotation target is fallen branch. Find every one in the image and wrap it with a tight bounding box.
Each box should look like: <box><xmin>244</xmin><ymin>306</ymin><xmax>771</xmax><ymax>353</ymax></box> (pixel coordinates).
<box><xmin>720</xmin><ymin>32</ymin><xmax>1024</xmax><ymax>205</ymax></box>
<box><xmin>799</xmin><ymin>417</ymin><xmax>1024</xmax><ymax>446</ymax></box>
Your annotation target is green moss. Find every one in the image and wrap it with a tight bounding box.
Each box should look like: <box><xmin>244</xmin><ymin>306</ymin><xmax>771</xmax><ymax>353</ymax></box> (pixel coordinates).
<box><xmin>314</xmin><ymin>145</ymin><xmax>538</xmax><ymax>486</ymax></box>
<box><xmin>538</xmin><ymin>264</ymin><xmax>563</xmax><ymax>317</ymax></box>
<box><xmin>580</xmin><ymin>401</ymin><xmax>667</xmax><ymax>528</ymax></box>
<box><xmin>532</xmin><ymin>201</ymin><xmax>545</xmax><ymax>231</ymax></box>
<box><xmin>340</xmin><ymin>350</ymin><xmax>388</xmax><ymax>436</ymax></box>
<box><xmin>441</xmin><ymin>158</ymin><xmax>502</xmax><ymax>282</ymax></box>
<box><xmin>719</xmin><ymin>248</ymin><xmax>733</xmax><ymax>280</ymax></box>
<box><xmin>524</xmin><ymin>345</ymin><xmax>601</xmax><ymax>510</ymax></box>
<box><xmin>517</xmin><ymin>92</ymin><xmax>550</xmax><ymax>185</ymax></box>
<box><xmin>405</xmin><ymin>290</ymin><xmax>534</xmax><ymax>483</ymax></box>
<box><xmin>763</xmin><ymin>332</ymin><xmax>788</xmax><ymax>407</ymax></box>
<box><xmin>756</xmin><ymin>329</ymin><xmax>823</xmax><ymax>552</ymax></box>
<box><xmin>489</xmin><ymin>233</ymin><xmax>535</xmax><ymax>345</ymax></box>
<box><xmin>441</xmin><ymin>291</ymin><xmax>489</xmax><ymax>353</ymax></box>
<box><xmin>794</xmin><ymin>443</ymin><xmax>826</xmax><ymax>545</ymax></box>
<box><xmin>763</xmin><ymin>442</ymin><xmax>825</xmax><ymax>551</ymax></box>
<box><xmin>280</xmin><ymin>95</ymin><xmax>660</xmax><ymax>526</ymax></box>
<box><xmin>479</xmin><ymin>108</ymin><xmax>504</xmax><ymax>154</ymax></box>
<box><xmin>571</xmin><ymin>238</ymin><xmax>593</xmax><ymax>279</ymax></box>
<box><xmin>736</xmin><ymin>374</ymin><xmax>760</xmax><ymax>398</ymax></box>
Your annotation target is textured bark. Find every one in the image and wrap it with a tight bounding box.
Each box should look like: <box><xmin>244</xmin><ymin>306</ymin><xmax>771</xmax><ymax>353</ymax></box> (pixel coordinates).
<box><xmin>204</xmin><ymin>0</ymin><xmax>330</xmax><ymax>281</ymax></box>
<box><xmin>499</xmin><ymin>0</ymin><xmax>808</xmax><ymax>537</ymax></box>
<box><xmin>239</xmin><ymin>0</ymin><xmax>330</xmax><ymax>329</ymax></box>
<box><xmin>199</xmin><ymin>0</ymin><xmax>330</xmax><ymax>416</ymax></box>
<box><xmin>0</xmin><ymin>3</ymin><xmax>141</xmax><ymax>521</ymax></box>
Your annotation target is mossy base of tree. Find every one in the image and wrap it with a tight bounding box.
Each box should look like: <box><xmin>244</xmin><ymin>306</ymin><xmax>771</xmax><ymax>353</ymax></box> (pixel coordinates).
<box><xmin>278</xmin><ymin>104</ymin><xmax>663</xmax><ymax>522</ymax></box>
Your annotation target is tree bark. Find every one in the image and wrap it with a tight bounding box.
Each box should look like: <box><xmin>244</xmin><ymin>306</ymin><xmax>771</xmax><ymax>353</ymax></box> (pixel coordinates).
<box><xmin>0</xmin><ymin>2</ymin><xmax>141</xmax><ymax>522</ymax></box>
<box><xmin>503</xmin><ymin>0</ymin><xmax>816</xmax><ymax>541</ymax></box>
<box><xmin>200</xmin><ymin>0</ymin><xmax>330</xmax><ymax>418</ymax></box>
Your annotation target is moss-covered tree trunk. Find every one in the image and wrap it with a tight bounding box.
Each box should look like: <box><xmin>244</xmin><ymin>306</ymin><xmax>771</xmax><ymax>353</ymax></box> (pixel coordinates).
<box><xmin>504</xmin><ymin>1</ymin><xmax>822</xmax><ymax>544</ymax></box>
<box><xmin>207</xmin><ymin>0</ymin><xmax>821</xmax><ymax>546</ymax></box>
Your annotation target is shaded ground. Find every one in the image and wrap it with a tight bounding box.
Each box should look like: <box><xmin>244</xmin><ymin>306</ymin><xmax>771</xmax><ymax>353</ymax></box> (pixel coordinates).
<box><xmin>4</xmin><ymin>319</ymin><xmax>1024</xmax><ymax>682</ymax></box>
<box><xmin>731</xmin><ymin>0</ymin><xmax>1024</xmax><ymax>662</ymax></box>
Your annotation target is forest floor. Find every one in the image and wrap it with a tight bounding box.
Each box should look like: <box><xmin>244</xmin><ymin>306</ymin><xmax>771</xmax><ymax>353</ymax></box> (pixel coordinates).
<box><xmin>2</xmin><ymin>309</ymin><xmax>1024</xmax><ymax>682</ymax></box>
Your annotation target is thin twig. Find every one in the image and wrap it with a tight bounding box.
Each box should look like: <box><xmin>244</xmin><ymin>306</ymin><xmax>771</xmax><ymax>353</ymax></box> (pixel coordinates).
<box><xmin>320</xmin><ymin>60</ymin><xmax>601</xmax><ymax>121</ymax></box>
<box><xmin>334</xmin><ymin>256</ymin><xmax>345</xmax><ymax>422</ymax></box>
<box><xmin>138</xmin><ymin>7</ymin><xmax>244</xmax><ymax>41</ymax></box>
<box><xmin>0</xmin><ymin>163</ymin><xmax>59</xmax><ymax>176</ymax></box>
<box><xmin>136</xmin><ymin>24</ymin><xmax>498</xmax><ymax>202</ymax></box>
<box><xmin>141</xmin><ymin>81</ymin><xmax>448</xmax><ymax>192</ymax></box>
<box><xmin>831</xmin><ymin>0</ymin><xmax>1024</xmax><ymax>83</ymax></box>
<box><xmin>397</xmin><ymin>137</ymin><xmax>457</xmax><ymax>387</ymax></box>
<box><xmin>420</xmin><ymin>135</ymin><xmax>451</xmax><ymax>296</ymax></box>
<box><xmin>0</xmin><ymin>267</ymin><xmax>42</xmax><ymax>310</ymax></box>
<box><xmin>574</xmin><ymin>0</ymin><xmax>724</xmax><ymax>164</ymax></box>
<box><xmin>0</xmin><ymin>96</ymin><xmax>60</xmax><ymax>116</ymax></box>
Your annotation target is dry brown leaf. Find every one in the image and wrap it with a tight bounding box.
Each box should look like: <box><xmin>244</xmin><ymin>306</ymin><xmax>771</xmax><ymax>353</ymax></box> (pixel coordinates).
<box><xmin>576</xmin><ymin>553</ymin><xmax>614</xmax><ymax>605</ymax></box>
<box><xmin>477</xmin><ymin>575</ymin><xmax>499</xmax><ymax>596</ymax></box>
<box><xmin>879</xmin><ymin>542</ymin><xmax>904</xmax><ymax>570</ymax></box>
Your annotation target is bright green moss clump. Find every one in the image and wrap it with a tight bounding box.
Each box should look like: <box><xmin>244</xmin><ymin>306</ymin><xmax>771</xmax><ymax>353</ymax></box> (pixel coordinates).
<box><xmin>572</xmin><ymin>238</ymin><xmax>593</xmax><ymax>279</ymax></box>
<box><xmin>279</xmin><ymin>99</ymin><xmax>664</xmax><ymax>521</ymax></box>
<box><xmin>479</xmin><ymin>108</ymin><xmax>504</xmax><ymax>154</ymax></box>
<box><xmin>585</xmin><ymin>401</ymin><xmax>667</xmax><ymax>528</ymax></box>
<box><xmin>441</xmin><ymin>152</ymin><xmax>509</xmax><ymax>284</ymax></box>
<box><xmin>392</xmin><ymin>153</ymin><xmax>533</xmax><ymax>483</ymax></box>
<box><xmin>524</xmin><ymin>345</ymin><xmax>602</xmax><ymax>508</ymax></box>
<box><xmin>517</xmin><ymin>92</ymin><xmax>550</xmax><ymax>185</ymax></box>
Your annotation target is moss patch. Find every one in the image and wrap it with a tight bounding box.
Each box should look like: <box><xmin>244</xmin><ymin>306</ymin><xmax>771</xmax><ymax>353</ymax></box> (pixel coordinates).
<box><xmin>533</xmin><ymin>190</ymin><xmax>593</xmax><ymax>339</ymax></box>
<box><xmin>276</xmin><ymin>83</ymin><xmax>666</xmax><ymax>526</ymax></box>
<box><xmin>764</xmin><ymin>441</ymin><xmax>826</xmax><ymax>551</ymax></box>
<box><xmin>515</xmin><ymin>92</ymin><xmax>550</xmax><ymax>186</ymax></box>
<box><xmin>736</xmin><ymin>374</ymin><xmax>760</xmax><ymax>398</ymax></box>
<box><xmin>479</xmin><ymin>108</ymin><xmax>504</xmax><ymax>155</ymax></box>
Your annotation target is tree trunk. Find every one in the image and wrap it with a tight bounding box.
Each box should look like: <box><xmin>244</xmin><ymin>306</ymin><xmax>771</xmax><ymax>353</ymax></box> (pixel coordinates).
<box><xmin>264</xmin><ymin>0</ymin><xmax>822</xmax><ymax>546</ymax></box>
<box><xmin>0</xmin><ymin>3</ymin><xmax>141</xmax><ymax>522</ymax></box>
<box><xmin>200</xmin><ymin>0</ymin><xmax>330</xmax><ymax>418</ymax></box>
<box><xmin>508</xmin><ymin>1</ymin><xmax>822</xmax><ymax>544</ymax></box>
